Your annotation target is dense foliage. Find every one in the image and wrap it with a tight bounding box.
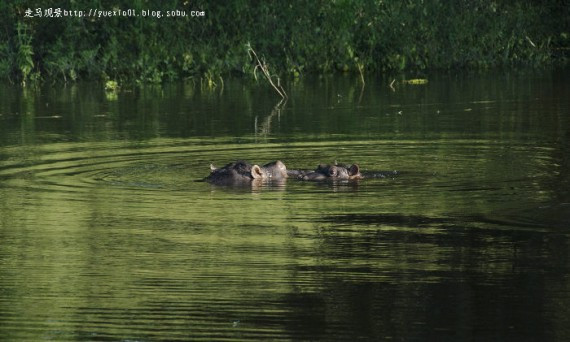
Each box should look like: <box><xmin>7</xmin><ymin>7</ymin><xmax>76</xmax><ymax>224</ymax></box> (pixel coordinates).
<box><xmin>1</xmin><ymin>0</ymin><xmax>568</xmax><ymax>83</ymax></box>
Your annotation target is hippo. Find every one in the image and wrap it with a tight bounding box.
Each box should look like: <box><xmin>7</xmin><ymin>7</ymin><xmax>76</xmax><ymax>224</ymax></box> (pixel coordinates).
<box><xmin>205</xmin><ymin>160</ymin><xmax>288</xmax><ymax>185</ymax></box>
<box><xmin>290</xmin><ymin>162</ymin><xmax>362</xmax><ymax>181</ymax></box>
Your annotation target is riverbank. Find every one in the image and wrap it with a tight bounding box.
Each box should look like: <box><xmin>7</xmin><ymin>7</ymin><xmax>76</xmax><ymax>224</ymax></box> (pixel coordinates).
<box><xmin>1</xmin><ymin>1</ymin><xmax>568</xmax><ymax>84</ymax></box>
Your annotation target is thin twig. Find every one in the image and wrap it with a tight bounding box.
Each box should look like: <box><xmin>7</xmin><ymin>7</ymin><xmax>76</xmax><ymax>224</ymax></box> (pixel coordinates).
<box><xmin>356</xmin><ymin>63</ymin><xmax>365</xmax><ymax>86</ymax></box>
<box><xmin>247</xmin><ymin>44</ymin><xmax>287</xmax><ymax>99</ymax></box>
<box><xmin>389</xmin><ymin>79</ymin><xmax>396</xmax><ymax>91</ymax></box>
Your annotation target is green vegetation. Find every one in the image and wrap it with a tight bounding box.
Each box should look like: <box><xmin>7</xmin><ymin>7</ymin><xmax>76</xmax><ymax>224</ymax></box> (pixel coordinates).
<box><xmin>0</xmin><ymin>0</ymin><xmax>568</xmax><ymax>83</ymax></box>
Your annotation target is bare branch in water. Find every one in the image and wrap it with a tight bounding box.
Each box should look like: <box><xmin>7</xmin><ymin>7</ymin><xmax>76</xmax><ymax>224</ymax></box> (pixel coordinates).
<box><xmin>247</xmin><ymin>43</ymin><xmax>288</xmax><ymax>99</ymax></box>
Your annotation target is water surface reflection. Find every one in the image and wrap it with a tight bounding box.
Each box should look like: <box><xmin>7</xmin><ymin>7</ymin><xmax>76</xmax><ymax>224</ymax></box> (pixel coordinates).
<box><xmin>0</xmin><ymin>70</ymin><xmax>569</xmax><ymax>340</ymax></box>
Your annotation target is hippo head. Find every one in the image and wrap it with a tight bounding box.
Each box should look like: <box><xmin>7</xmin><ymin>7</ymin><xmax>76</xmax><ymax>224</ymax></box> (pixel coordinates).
<box><xmin>205</xmin><ymin>160</ymin><xmax>288</xmax><ymax>185</ymax></box>
<box><xmin>206</xmin><ymin>160</ymin><xmax>264</xmax><ymax>185</ymax></box>
<box><xmin>302</xmin><ymin>162</ymin><xmax>361</xmax><ymax>180</ymax></box>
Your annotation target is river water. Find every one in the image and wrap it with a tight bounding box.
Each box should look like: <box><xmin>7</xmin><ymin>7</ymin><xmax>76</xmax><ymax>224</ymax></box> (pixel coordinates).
<box><xmin>1</xmin><ymin>70</ymin><xmax>569</xmax><ymax>340</ymax></box>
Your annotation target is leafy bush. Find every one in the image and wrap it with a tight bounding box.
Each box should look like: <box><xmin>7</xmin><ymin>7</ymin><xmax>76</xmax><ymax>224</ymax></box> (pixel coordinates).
<box><xmin>0</xmin><ymin>0</ymin><xmax>567</xmax><ymax>83</ymax></box>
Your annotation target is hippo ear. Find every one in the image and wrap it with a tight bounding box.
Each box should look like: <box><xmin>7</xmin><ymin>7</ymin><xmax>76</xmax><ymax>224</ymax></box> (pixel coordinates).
<box><xmin>210</xmin><ymin>164</ymin><xmax>217</xmax><ymax>171</ymax></box>
<box><xmin>251</xmin><ymin>165</ymin><xmax>264</xmax><ymax>179</ymax></box>
<box><xmin>349</xmin><ymin>164</ymin><xmax>360</xmax><ymax>176</ymax></box>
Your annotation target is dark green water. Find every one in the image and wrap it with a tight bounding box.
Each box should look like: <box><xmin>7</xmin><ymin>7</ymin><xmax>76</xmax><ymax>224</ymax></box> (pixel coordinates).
<box><xmin>1</xmin><ymin>70</ymin><xmax>569</xmax><ymax>341</ymax></box>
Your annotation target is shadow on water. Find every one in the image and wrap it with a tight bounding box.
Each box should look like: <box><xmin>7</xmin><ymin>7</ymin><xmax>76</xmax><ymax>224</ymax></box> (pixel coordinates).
<box><xmin>318</xmin><ymin>209</ymin><xmax>570</xmax><ymax>231</ymax></box>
